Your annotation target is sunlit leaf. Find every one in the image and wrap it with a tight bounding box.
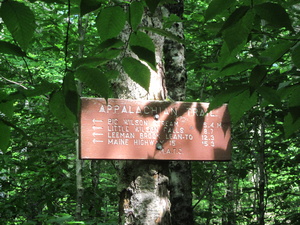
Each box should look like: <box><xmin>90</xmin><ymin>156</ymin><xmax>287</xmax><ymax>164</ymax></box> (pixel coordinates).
<box><xmin>129</xmin><ymin>31</ymin><xmax>156</xmax><ymax>70</ymax></box>
<box><xmin>122</xmin><ymin>57</ymin><xmax>150</xmax><ymax>91</ymax></box>
<box><xmin>130</xmin><ymin>46</ymin><xmax>156</xmax><ymax>71</ymax></box>
<box><xmin>0</xmin><ymin>1</ymin><xmax>36</xmax><ymax>50</ymax></box>
<box><xmin>96</xmin><ymin>6</ymin><xmax>126</xmax><ymax>41</ymax></box>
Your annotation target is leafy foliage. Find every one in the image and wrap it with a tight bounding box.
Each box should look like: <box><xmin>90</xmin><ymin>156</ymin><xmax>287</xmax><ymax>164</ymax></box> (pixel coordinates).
<box><xmin>122</xmin><ymin>57</ymin><xmax>151</xmax><ymax>91</ymax></box>
<box><xmin>0</xmin><ymin>1</ymin><xmax>36</xmax><ymax>50</ymax></box>
<box><xmin>0</xmin><ymin>0</ymin><xmax>299</xmax><ymax>224</ymax></box>
<box><xmin>185</xmin><ymin>0</ymin><xmax>300</xmax><ymax>224</ymax></box>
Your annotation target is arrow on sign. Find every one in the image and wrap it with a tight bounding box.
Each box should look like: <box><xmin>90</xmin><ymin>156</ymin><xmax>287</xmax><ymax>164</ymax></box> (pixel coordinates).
<box><xmin>92</xmin><ymin>126</ymin><xmax>103</xmax><ymax>130</ymax></box>
<box><xmin>93</xmin><ymin>132</ymin><xmax>103</xmax><ymax>137</ymax></box>
<box><xmin>93</xmin><ymin>119</ymin><xmax>103</xmax><ymax>123</ymax></box>
<box><xmin>93</xmin><ymin>139</ymin><xmax>103</xmax><ymax>144</ymax></box>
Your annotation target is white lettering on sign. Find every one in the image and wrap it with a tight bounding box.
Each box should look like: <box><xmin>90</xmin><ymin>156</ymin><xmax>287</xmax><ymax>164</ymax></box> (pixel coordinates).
<box><xmin>98</xmin><ymin>104</ymin><xmax>222</xmax><ymax>118</ymax></box>
<box><xmin>108</xmin><ymin>139</ymin><xmax>129</xmax><ymax>145</ymax></box>
<box><xmin>89</xmin><ymin>116</ymin><xmax>222</xmax><ymax>149</ymax></box>
<box><xmin>80</xmin><ymin>98</ymin><xmax>231</xmax><ymax>160</ymax></box>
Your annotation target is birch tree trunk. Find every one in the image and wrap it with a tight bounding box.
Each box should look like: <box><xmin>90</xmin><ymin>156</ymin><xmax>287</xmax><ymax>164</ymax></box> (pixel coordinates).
<box><xmin>112</xmin><ymin>1</ymin><xmax>193</xmax><ymax>224</ymax></box>
<box><xmin>114</xmin><ymin>7</ymin><xmax>170</xmax><ymax>225</ymax></box>
<box><xmin>163</xmin><ymin>1</ymin><xmax>194</xmax><ymax>224</ymax></box>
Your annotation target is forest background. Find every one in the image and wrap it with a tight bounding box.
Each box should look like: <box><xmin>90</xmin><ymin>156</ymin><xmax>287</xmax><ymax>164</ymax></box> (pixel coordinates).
<box><xmin>0</xmin><ymin>0</ymin><xmax>299</xmax><ymax>224</ymax></box>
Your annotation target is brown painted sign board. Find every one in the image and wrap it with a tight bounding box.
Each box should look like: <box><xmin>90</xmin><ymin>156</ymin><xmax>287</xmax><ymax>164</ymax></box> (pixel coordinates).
<box><xmin>80</xmin><ymin>98</ymin><xmax>231</xmax><ymax>160</ymax></box>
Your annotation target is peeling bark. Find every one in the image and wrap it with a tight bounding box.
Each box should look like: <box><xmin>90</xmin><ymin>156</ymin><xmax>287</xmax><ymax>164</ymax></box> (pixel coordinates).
<box><xmin>113</xmin><ymin>7</ymin><xmax>171</xmax><ymax>225</ymax></box>
<box><xmin>163</xmin><ymin>1</ymin><xmax>194</xmax><ymax>224</ymax></box>
<box><xmin>118</xmin><ymin>161</ymin><xmax>171</xmax><ymax>225</ymax></box>
<box><xmin>113</xmin><ymin>2</ymin><xmax>192</xmax><ymax>224</ymax></box>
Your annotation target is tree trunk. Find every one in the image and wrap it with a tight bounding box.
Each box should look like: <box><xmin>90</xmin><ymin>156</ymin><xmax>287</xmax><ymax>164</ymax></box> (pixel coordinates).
<box><xmin>114</xmin><ymin>6</ymin><xmax>170</xmax><ymax>225</ymax></box>
<box><xmin>257</xmin><ymin>105</ymin><xmax>266</xmax><ymax>225</ymax></box>
<box><xmin>75</xmin><ymin>14</ymin><xmax>86</xmax><ymax>221</ymax></box>
<box><xmin>163</xmin><ymin>1</ymin><xmax>194</xmax><ymax>224</ymax></box>
<box><xmin>113</xmin><ymin>2</ymin><xmax>193</xmax><ymax>224</ymax></box>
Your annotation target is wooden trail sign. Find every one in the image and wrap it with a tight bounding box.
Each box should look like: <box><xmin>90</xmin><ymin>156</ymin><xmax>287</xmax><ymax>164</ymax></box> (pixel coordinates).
<box><xmin>80</xmin><ymin>98</ymin><xmax>231</xmax><ymax>160</ymax></box>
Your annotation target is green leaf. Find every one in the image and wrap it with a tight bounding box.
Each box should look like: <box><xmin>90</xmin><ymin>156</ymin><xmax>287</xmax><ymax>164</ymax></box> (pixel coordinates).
<box><xmin>46</xmin><ymin>213</ymin><xmax>73</xmax><ymax>223</ymax></box>
<box><xmin>256</xmin><ymin>86</ymin><xmax>281</xmax><ymax>108</ymax></box>
<box><xmin>222</xmin><ymin>10</ymin><xmax>254</xmax><ymax>53</ymax></box>
<box><xmin>216</xmin><ymin>61</ymin><xmax>256</xmax><ymax>78</ymax></box>
<box><xmin>22</xmin><ymin>81</ymin><xmax>57</xmax><ymax>97</ymax></box>
<box><xmin>140</xmin><ymin>26</ymin><xmax>184</xmax><ymax>43</ymax></box>
<box><xmin>80</xmin><ymin>0</ymin><xmax>103</xmax><ymax>15</ymax></box>
<box><xmin>0</xmin><ymin>100</ymin><xmax>14</xmax><ymax>119</ymax></box>
<box><xmin>122</xmin><ymin>57</ymin><xmax>150</xmax><ymax>91</ymax></box>
<box><xmin>130</xmin><ymin>31</ymin><xmax>155</xmax><ymax>52</ymax></box>
<box><xmin>288</xmin><ymin>85</ymin><xmax>300</xmax><ymax>107</ymax></box>
<box><xmin>72</xmin><ymin>54</ymin><xmax>121</xmax><ymax>69</ymax></box>
<box><xmin>292</xmin><ymin>44</ymin><xmax>300</xmax><ymax>69</ymax></box>
<box><xmin>129</xmin><ymin>31</ymin><xmax>156</xmax><ymax>70</ymax></box>
<box><xmin>229</xmin><ymin>90</ymin><xmax>257</xmax><ymax>124</ymax></box>
<box><xmin>145</xmin><ymin>0</ymin><xmax>160</xmax><ymax>14</ymax></box>
<box><xmin>217</xmin><ymin>42</ymin><xmax>242</xmax><ymax>67</ymax></box>
<box><xmin>96</xmin><ymin>6</ymin><xmax>126</xmax><ymax>41</ymax></box>
<box><xmin>97</xmin><ymin>38</ymin><xmax>124</xmax><ymax>51</ymax></box>
<box><xmin>249</xmin><ymin>65</ymin><xmax>267</xmax><ymax>90</ymax></box>
<box><xmin>75</xmin><ymin>67</ymin><xmax>109</xmax><ymax>99</ymax></box>
<box><xmin>258</xmin><ymin>40</ymin><xmax>294</xmax><ymax>66</ymax></box>
<box><xmin>0</xmin><ymin>1</ymin><xmax>36</xmax><ymax>50</ymax></box>
<box><xmin>284</xmin><ymin>113</ymin><xmax>300</xmax><ymax>138</ymax></box>
<box><xmin>49</xmin><ymin>91</ymin><xmax>76</xmax><ymax>130</ymax></box>
<box><xmin>129</xmin><ymin>1</ymin><xmax>144</xmax><ymax>30</ymax></box>
<box><xmin>254</xmin><ymin>3</ymin><xmax>294</xmax><ymax>31</ymax></box>
<box><xmin>130</xmin><ymin>46</ymin><xmax>156</xmax><ymax>70</ymax></box>
<box><xmin>63</xmin><ymin>72</ymin><xmax>79</xmax><ymax>117</ymax></box>
<box><xmin>0</xmin><ymin>122</ymin><xmax>10</xmax><ymax>152</ymax></box>
<box><xmin>0</xmin><ymin>41</ymin><xmax>27</xmax><ymax>57</ymax></box>
<box><xmin>208</xmin><ymin>85</ymin><xmax>247</xmax><ymax>112</ymax></box>
<box><xmin>105</xmin><ymin>70</ymin><xmax>119</xmax><ymax>81</ymax></box>
<box><xmin>220</xmin><ymin>6</ymin><xmax>250</xmax><ymax>32</ymax></box>
<box><xmin>72</xmin><ymin>57</ymin><xmax>108</xmax><ymax>69</ymax></box>
<box><xmin>287</xmin><ymin>85</ymin><xmax>300</xmax><ymax>123</ymax></box>
<box><xmin>205</xmin><ymin>0</ymin><xmax>236</xmax><ymax>21</ymax></box>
